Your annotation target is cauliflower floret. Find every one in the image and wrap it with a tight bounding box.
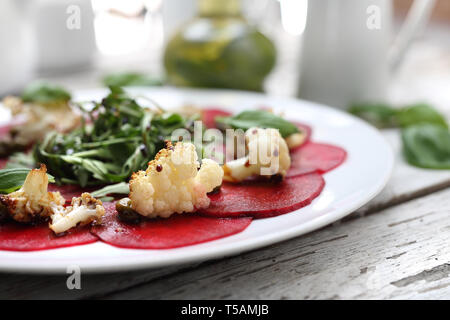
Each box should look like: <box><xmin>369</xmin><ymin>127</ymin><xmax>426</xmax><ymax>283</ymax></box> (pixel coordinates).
<box><xmin>49</xmin><ymin>193</ymin><xmax>105</xmax><ymax>234</ymax></box>
<box><xmin>285</xmin><ymin>132</ymin><xmax>307</xmax><ymax>149</ymax></box>
<box><xmin>0</xmin><ymin>165</ymin><xmax>65</xmax><ymax>223</ymax></box>
<box><xmin>0</xmin><ymin>165</ymin><xmax>105</xmax><ymax>233</ymax></box>
<box><xmin>129</xmin><ymin>141</ymin><xmax>223</xmax><ymax>218</ymax></box>
<box><xmin>223</xmin><ymin>127</ymin><xmax>291</xmax><ymax>182</ymax></box>
<box><xmin>2</xmin><ymin>96</ymin><xmax>81</xmax><ymax>147</ymax></box>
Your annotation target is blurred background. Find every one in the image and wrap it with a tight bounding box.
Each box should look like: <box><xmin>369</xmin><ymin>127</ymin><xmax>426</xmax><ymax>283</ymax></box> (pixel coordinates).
<box><xmin>0</xmin><ymin>0</ymin><xmax>448</xmax><ymax>111</ymax></box>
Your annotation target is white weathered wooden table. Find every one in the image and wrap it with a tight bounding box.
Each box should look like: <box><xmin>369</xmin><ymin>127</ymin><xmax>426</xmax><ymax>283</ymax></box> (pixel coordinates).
<box><xmin>0</xmin><ymin>23</ymin><xmax>449</xmax><ymax>300</ymax></box>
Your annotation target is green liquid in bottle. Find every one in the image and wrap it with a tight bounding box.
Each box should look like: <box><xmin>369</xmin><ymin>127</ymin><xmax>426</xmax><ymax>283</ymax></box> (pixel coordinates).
<box><xmin>164</xmin><ymin>0</ymin><xmax>276</xmax><ymax>92</ymax></box>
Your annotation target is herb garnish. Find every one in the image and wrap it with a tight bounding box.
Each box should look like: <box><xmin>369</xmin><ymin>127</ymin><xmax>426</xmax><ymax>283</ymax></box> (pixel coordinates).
<box><xmin>34</xmin><ymin>86</ymin><xmax>197</xmax><ymax>187</ymax></box>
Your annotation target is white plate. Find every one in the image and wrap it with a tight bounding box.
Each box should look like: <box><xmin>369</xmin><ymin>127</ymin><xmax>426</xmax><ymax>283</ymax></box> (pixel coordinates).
<box><xmin>0</xmin><ymin>87</ymin><xmax>394</xmax><ymax>274</ymax></box>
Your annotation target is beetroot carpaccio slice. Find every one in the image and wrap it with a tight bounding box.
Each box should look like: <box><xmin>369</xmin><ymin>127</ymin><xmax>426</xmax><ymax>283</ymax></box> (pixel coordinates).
<box><xmin>91</xmin><ymin>202</ymin><xmax>252</xmax><ymax>249</ymax></box>
<box><xmin>287</xmin><ymin>142</ymin><xmax>347</xmax><ymax>178</ymax></box>
<box><xmin>0</xmin><ymin>223</ymin><xmax>97</xmax><ymax>251</ymax></box>
<box><xmin>199</xmin><ymin>172</ymin><xmax>325</xmax><ymax>219</ymax></box>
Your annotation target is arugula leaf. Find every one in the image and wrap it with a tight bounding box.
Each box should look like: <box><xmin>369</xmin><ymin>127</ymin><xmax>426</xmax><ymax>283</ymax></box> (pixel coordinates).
<box><xmin>103</xmin><ymin>72</ymin><xmax>163</xmax><ymax>87</ymax></box>
<box><xmin>91</xmin><ymin>182</ymin><xmax>130</xmax><ymax>198</ymax></box>
<box><xmin>215</xmin><ymin>110</ymin><xmax>299</xmax><ymax>137</ymax></box>
<box><xmin>402</xmin><ymin>124</ymin><xmax>450</xmax><ymax>169</ymax></box>
<box><xmin>21</xmin><ymin>82</ymin><xmax>71</xmax><ymax>104</ymax></box>
<box><xmin>397</xmin><ymin>104</ymin><xmax>448</xmax><ymax>129</ymax></box>
<box><xmin>34</xmin><ymin>87</ymin><xmax>194</xmax><ymax>186</ymax></box>
<box><xmin>0</xmin><ymin>168</ymin><xmax>55</xmax><ymax>194</ymax></box>
<box><xmin>348</xmin><ymin>103</ymin><xmax>398</xmax><ymax>128</ymax></box>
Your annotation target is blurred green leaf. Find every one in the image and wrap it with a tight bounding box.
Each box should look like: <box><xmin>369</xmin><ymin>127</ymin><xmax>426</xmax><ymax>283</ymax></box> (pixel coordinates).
<box><xmin>102</xmin><ymin>72</ymin><xmax>163</xmax><ymax>87</ymax></box>
<box><xmin>21</xmin><ymin>82</ymin><xmax>71</xmax><ymax>104</ymax></box>
<box><xmin>402</xmin><ymin>124</ymin><xmax>450</xmax><ymax>169</ymax></box>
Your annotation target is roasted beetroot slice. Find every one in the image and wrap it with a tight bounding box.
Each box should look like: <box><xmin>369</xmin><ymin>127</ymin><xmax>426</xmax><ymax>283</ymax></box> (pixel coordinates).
<box><xmin>91</xmin><ymin>202</ymin><xmax>252</xmax><ymax>249</ymax></box>
<box><xmin>199</xmin><ymin>173</ymin><xmax>325</xmax><ymax>219</ymax></box>
<box><xmin>0</xmin><ymin>223</ymin><xmax>97</xmax><ymax>251</ymax></box>
<box><xmin>287</xmin><ymin>142</ymin><xmax>347</xmax><ymax>178</ymax></box>
<box><xmin>202</xmin><ymin>108</ymin><xmax>232</xmax><ymax>129</ymax></box>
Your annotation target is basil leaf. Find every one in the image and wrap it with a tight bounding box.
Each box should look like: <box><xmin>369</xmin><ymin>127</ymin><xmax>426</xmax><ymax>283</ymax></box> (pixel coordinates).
<box><xmin>21</xmin><ymin>82</ymin><xmax>71</xmax><ymax>104</ymax></box>
<box><xmin>103</xmin><ymin>72</ymin><xmax>163</xmax><ymax>87</ymax></box>
<box><xmin>348</xmin><ymin>103</ymin><xmax>398</xmax><ymax>128</ymax></box>
<box><xmin>91</xmin><ymin>182</ymin><xmax>130</xmax><ymax>198</ymax></box>
<box><xmin>397</xmin><ymin>104</ymin><xmax>448</xmax><ymax>129</ymax></box>
<box><xmin>402</xmin><ymin>124</ymin><xmax>450</xmax><ymax>169</ymax></box>
<box><xmin>349</xmin><ymin>103</ymin><xmax>448</xmax><ymax>129</ymax></box>
<box><xmin>216</xmin><ymin>110</ymin><xmax>299</xmax><ymax>137</ymax></box>
<box><xmin>0</xmin><ymin>168</ymin><xmax>55</xmax><ymax>194</ymax></box>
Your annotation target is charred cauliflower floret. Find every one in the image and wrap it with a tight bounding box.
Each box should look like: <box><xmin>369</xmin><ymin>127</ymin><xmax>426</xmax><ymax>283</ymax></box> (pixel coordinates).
<box><xmin>0</xmin><ymin>165</ymin><xmax>65</xmax><ymax>223</ymax></box>
<box><xmin>223</xmin><ymin>127</ymin><xmax>291</xmax><ymax>182</ymax></box>
<box><xmin>49</xmin><ymin>193</ymin><xmax>105</xmax><ymax>234</ymax></box>
<box><xmin>129</xmin><ymin>141</ymin><xmax>223</xmax><ymax>218</ymax></box>
<box><xmin>0</xmin><ymin>165</ymin><xmax>105</xmax><ymax>233</ymax></box>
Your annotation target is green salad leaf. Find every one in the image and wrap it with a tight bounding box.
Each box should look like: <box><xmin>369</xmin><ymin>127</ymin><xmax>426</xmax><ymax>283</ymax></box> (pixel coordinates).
<box><xmin>215</xmin><ymin>110</ymin><xmax>299</xmax><ymax>137</ymax></box>
<box><xmin>402</xmin><ymin>124</ymin><xmax>450</xmax><ymax>169</ymax></box>
<box><xmin>348</xmin><ymin>103</ymin><xmax>398</xmax><ymax>128</ymax></box>
<box><xmin>21</xmin><ymin>82</ymin><xmax>71</xmax><ymax>104</ymax></box>
<box><xmin>102</xmin><ymin>72</ymin><xmax>163</xmax><ymax>87</ymax></box>
<box><xmin>0</xmin><ymin>168</ymin><xmax>55</xmax><ymax>194</ymax></box>
<box><xmin>350</xmin><ymin>102</ymin><xmax>450</xmax><ymax>170</ymax></box>
<box><xmin>397</xmin><ymin>104</ymin><xmax>448</xmax><ymax>129</ymax></box>
<box><xmin>34</xmin><ymin>86</ymin><xmax>196</xmax><ymax>187</ymax></box>
<box><xmin>91</xmin><ymin>182</ymin><xmax>130</xmax><ymax>198</ymax></box>
<box><xmin>349</xmin><ymin>103</ymin><xmax>448</xmax><ymax>129</ymax></box>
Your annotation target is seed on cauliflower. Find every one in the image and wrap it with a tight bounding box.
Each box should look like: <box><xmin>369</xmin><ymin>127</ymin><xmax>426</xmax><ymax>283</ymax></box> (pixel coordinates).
<box><xmin>0</xmin><ymin>165</ymin><xmax>65</xmax><ymax>224</ymax></box>
<box><xmin>223</xmin><ymin>127</ymin><xmax>291</xmax><ymax>182</ymax></box>
<box><xmin>129</xmin><ymin>141</ymin><xmax>223</xmax><ymax>218</ymax></box>
<box><xmin>49</xmin><ymin>193</ymin><xmax>105</xmax><ymax>234</ymax></box>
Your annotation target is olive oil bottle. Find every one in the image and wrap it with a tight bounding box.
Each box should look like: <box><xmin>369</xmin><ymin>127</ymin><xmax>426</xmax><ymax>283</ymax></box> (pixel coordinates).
<box><xmin>163</xmin><ymin>0</ymin><xmax>276</xmax><ymax>92</ymax></box>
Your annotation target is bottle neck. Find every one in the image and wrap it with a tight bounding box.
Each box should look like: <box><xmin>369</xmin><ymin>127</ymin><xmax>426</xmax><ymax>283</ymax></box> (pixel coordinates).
<box><xmin>198</xmin><ymin>0</ymin><xmax>242</xmax><ymax>17</ymax></box>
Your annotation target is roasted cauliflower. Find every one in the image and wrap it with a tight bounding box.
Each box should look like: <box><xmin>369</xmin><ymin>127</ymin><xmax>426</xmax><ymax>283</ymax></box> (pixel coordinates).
<box><xmin>0</xmin><ymin>165</ymin><xmax>65</xmax><ymax>223</ymax></box>
<box><xmin>0</xmin><ymin>165</ymin><xmax>105</xmax><ymax>233</ymax></box>
<box><xmin>223</xmin><ymin>127</ymin><xmax>291</xmax><ymax>182</ymax></box>
<box><xmin>1</xmin><ymin>95</ymin><xmax>80</xmax><ymax>151</ymax></box>
<box><xmin>129</xmin><ymin>141</ymin><xmax>223</xmax><ymax>218</ymax></box>
<box><xmin>50</xmin><ymin>193</ymin><xmax>105</xmax><ymax>234</ymax></box>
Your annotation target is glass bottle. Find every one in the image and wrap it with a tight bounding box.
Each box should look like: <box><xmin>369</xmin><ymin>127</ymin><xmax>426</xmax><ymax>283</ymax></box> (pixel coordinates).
<box><xmin>163</xmin><ymin>0</ymin><xmax>276</xmax><ymax>92</ymax></box>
